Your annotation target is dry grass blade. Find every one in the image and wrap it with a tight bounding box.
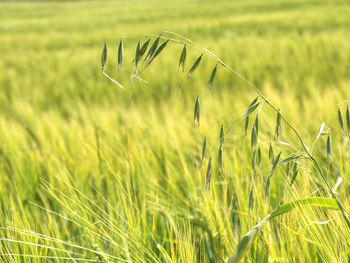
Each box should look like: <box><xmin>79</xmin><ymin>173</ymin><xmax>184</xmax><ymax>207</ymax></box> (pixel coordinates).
<box><xmin>101</xmin><ymin>42</ymin><xmax>107</xmax><ymax>71</ymax></box>
<box><xmin>186</xmin><ymin>53</ymin><xmax>203</xmax><ymax>79</ymax></box>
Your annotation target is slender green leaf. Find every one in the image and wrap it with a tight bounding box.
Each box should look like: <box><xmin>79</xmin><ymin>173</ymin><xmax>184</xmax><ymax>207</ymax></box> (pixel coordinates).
<box><xmin>270</xmin><ymin>197</ymin><xmax>338</xmax><ymax>219</ymax></box>
<box><xmin>227</xmin><ymin>197</ymin><xmax>339</xmax><ymax>263</ymax></box>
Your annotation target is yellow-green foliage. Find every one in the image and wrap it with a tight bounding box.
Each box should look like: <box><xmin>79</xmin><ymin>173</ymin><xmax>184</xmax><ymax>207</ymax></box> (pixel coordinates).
<box><xmin>0</xmin><ymin>0</ymin><xmax>350</xmax><ymax>262</ymax></box>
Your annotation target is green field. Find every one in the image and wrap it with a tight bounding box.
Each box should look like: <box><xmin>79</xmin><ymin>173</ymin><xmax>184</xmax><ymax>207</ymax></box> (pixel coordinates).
<box><xmin>1</xmin><ymin>0</ymin><xmax>350</xmax><ymax>262</ymax></box>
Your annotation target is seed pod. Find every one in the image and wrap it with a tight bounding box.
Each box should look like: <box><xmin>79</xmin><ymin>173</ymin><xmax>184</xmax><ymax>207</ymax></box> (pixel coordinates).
<box><xmin>194</xmin><ymin>96</ymin><xmax>200</xmax><ymax>127</ymax></box>
<box><xmin>178</xmin><ymin>44</ymin><xmax>187</xmax><ymax>72</ymax></box>
<box><xmin>269</xmin><ymin>143</ymin><xmax>274</xmax><ymax>164</ymax></box>
<box><xmin>338</xmin><ymin>108</ymin><xmax>346</xmax><ymax>137</ymax></box>
<box><xmin>248</xmin><ymin>189</ymin><xmax>254</xmax><ymax>216</ymax></box>
<box><xmin>146</xmin><ymin>36</ymin><xmax>160</xmax><ymax>61</ymax></box>
<box><xmin>208</xmin><ymin>64</ymin><xmax>217</xmax><ymax>89</ymax></box>
<box><xmin>327</xmin><ymin>135</ymin><xmax>331</xmax><ymax>161</ymax></box>
<box><xmin>101</xmin><ymin>42</ymin><xmax>107</xmax><ymax>71</ymax></box>
<box><xmin>201</xmin><ymin>137</ymin><xmax>207</xmax><ymax>166</ymax></box>
<box><xmin>274</xmin><ymin>110</ymin><xmax>282</xmax><ymax>140</ymax></box>
<box><xmin>148</xmin><ymin>40</ymin><xmax>169</xmax><ymax>65</ymax></box>
<box><xmin>205</xmin><ymin>157</ymin><xmax>212</xmax><ymax>189</ymax></box>
<box><xmin>139</xmin><ymin>39</ymin><xmax>150</xmax><ymax>57</ymax></box>
<box><xmin>220</xmin><ymin>124</ymin><xmax>224</xmax><ymax>149</ymax></box>
<box><xmin>118</xmin><ymin>40</ymin><xmax>123</xmax><ymax>70</ymax></box>
<box><xmin>186</xmin><ymin>54</ymin><xmax>203</xmax><ymax>79</ymax></box>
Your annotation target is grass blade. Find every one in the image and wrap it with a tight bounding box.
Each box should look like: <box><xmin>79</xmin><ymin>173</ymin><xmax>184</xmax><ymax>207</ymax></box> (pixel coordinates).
<box><xmin>227</xmin><ymin>197</ymin><xmax>339</xmax><ymax>263</ymax></box>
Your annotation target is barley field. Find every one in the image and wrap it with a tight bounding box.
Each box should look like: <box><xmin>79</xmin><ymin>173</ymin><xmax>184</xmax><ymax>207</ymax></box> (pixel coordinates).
<box><xmin>1</xmin><ymin>0</ymin><xmax>350</xmax><ymax>262</ymax></box>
